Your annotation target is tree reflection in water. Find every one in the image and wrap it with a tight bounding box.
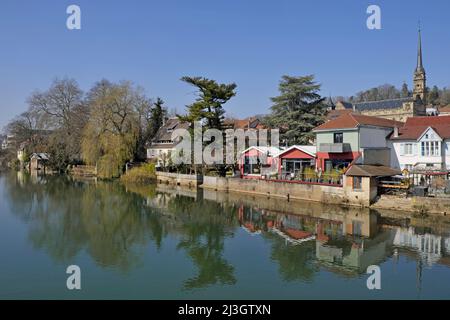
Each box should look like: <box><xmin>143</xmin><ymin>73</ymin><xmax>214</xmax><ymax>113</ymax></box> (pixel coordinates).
<box><xmin>4</xmin><ymin>172</ymin><xmax>239</xmax><ymax>289</ymax></box>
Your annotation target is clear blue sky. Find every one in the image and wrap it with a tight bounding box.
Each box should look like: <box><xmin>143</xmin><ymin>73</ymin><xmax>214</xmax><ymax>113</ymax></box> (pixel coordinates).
<box><xmin>1</xmin><ymin>0</ymin><xmax>449</xmax><ymax>130</ymax></box>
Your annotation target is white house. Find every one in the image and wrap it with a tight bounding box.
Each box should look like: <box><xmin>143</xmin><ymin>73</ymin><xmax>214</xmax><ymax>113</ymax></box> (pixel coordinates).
<box><xmin>146</xmin><ymin>118</ymin><xmax>190</xmax><ymax>167</ymax></box>
<box><xmin>389</xmin><ymin>116</ymin><xmax>450</xmax><ymax>171</ymax></box>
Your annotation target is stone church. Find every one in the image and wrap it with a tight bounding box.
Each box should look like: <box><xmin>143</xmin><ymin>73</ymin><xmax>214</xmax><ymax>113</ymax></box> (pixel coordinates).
<box><xmin>333</xmin><ymin>30</ymin><xmax>428</xmax><ymax>122</ymax></box>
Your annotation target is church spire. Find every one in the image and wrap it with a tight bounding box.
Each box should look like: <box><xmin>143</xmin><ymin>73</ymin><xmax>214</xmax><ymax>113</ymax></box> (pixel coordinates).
<box><xmin>416</xmin><ymin>25</ymin><xmax>424</xmax><ymax>73</ymax></box>
<box><xmin>413</xmin><ymin>25</ymin><xmax>426</xmax><ymax>103</ymax></box>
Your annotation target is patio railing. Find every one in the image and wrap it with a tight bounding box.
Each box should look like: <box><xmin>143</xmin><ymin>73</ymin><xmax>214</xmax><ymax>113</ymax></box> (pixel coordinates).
<box><xmin>244</xmin><ymin>171</ymin><xmax>343</xmax><ymax>186</ymax></box>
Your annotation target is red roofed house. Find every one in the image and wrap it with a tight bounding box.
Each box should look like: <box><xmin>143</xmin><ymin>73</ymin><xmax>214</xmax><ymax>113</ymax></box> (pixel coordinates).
<box><xmin>389</xmin><ymin>115</ymin><xmax>450</xmax><ymax>172</ymax></box>
<box><xmin>313</xmin><ymin>113</ymin><xmax>403</xmax><ymax>172</ymax></box>
<box><xmin>276</xmin><ymin>145</ymin><xmax>316</xmax><ymax>180</ymax></box>
<box><xmin>223</xmin><ymin>117</ymin><xmax>265</xmax><ymax>130</ymax></box>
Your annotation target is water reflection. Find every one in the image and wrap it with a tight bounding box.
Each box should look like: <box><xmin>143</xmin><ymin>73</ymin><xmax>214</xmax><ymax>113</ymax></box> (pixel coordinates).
<box><xmin>4</xmin><ymin>172</ymin><xmax>450</xmax><ymax>292</ymax></box>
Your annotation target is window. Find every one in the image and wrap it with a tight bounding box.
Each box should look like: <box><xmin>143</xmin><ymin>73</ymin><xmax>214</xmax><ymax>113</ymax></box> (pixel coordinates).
<box><xmin>352</xmin><ymin>221</ymin><xmax>363</xmax><ymax>236</ymax></box>
<box><xmin>421</xmin><ymin>141</ymin><xmax>440</xmax><ymax>156</ymax></box>
<box><xmin>352</xmin><ymin>176</ymin><xmax>362</xmax><ymax>190</ymax></box>
<box><xmin>402</xmin><ymin>143</ymin><xmax>415</xmax><ymax>155</ymax></box>
<box><xmin>334</xmin><ymin>132</ymin><xmax>343</xmax><ymax>144</ymax></box>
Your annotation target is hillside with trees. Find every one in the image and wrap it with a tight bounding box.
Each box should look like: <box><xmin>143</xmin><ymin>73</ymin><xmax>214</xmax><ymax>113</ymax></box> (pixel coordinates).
<box><xmin>335</xmin><ymin>83</ymin><xmax>450</xmax><ymax>105</ymax></box>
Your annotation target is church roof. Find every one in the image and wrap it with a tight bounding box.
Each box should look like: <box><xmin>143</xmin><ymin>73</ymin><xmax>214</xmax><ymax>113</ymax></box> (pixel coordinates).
<box><xmin>354</xmin><ymin>97</ymin><xmax>414</xmax><ymax>111</ymax></box>
<box><xmin>335</xmin><ymin>101</ymin><xmax>354</xmax><ymax>109</ymax></box>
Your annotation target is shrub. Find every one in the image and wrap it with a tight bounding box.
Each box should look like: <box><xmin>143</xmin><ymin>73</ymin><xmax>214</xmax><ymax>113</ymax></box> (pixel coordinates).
<box><xmin>304</xmin><ymin>167</ymin><xmax>316</xmax><ymax>181</ymax></box>
<box><xmin>121</xmin><ymin>163</ymin><xmax>156</xmax><ymax>183</ymax></box>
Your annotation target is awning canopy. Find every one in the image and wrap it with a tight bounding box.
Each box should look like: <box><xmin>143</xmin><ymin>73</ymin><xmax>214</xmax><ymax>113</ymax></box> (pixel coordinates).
<box><xmin>345</xmin><ymin>165</ymin><xmax>401</xmax><ymax>177</ymax></box>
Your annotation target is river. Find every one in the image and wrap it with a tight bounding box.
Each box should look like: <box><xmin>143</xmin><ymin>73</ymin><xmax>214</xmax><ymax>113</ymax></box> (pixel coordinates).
<box><xmin>1</xmin><ymin>171</ymin><xmax>450</xmax><ymax>299</ymax></box>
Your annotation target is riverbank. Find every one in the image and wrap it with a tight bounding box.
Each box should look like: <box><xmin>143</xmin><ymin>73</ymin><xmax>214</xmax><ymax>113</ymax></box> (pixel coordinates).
<box><xmin>155</xmin><ymin>172</ymin><xmax>450</xmax><ymax>217</ymax></box>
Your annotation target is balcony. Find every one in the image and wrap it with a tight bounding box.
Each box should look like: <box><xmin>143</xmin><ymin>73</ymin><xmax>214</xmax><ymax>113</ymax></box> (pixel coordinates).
<box><xmin>318</xmin><ymin>143</ymin><xmax>351</xmax><ymax>153</ymax></box>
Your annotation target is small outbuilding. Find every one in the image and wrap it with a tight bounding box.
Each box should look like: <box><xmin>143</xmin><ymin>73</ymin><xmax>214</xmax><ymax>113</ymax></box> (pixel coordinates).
<box><xmin>29</xmin><ymin>153</ymin><xmax>50</xmax><ymax>172</ymax></box>
<box><xmin>344</xmin><ymin>164</ymin><xmax>401</xmax><ymax>204</ymax></box>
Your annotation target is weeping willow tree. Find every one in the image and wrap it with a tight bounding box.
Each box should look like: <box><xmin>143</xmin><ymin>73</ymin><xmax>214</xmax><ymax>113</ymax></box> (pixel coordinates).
<box><xmin>81</xmin><ymin>80</ymin><xmax>142</xmax><ymax>179</ymax></box>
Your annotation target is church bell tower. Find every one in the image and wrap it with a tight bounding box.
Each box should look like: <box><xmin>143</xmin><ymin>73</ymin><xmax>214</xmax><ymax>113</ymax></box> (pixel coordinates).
<box><xmin>413</xmin><ymin>28</ymin><xmax>426</xmax><ymax>103</ymax></box>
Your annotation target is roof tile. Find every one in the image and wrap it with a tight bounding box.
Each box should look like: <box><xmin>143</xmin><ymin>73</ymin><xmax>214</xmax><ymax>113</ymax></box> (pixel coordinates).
<box><xmin>314</xmin><ymin>113</ymin><xmax>403</xmax><ymax>131</ymax></box>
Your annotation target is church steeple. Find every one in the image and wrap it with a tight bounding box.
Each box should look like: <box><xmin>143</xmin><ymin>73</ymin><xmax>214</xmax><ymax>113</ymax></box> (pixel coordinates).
<box><xmin>413</xmin><ymin>26</ymin><xmax>426</xmax><ymax>103</ymax></box>
<box><xmin>416</xmin><ymin>27</ymin><xmax>424</xmax><ymax>73</ymax></box>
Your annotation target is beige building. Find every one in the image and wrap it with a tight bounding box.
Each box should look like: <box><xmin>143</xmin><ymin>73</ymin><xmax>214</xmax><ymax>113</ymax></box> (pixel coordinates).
<box><xmin>332</xmin><ymin>30</ymin><xmax>428</xmax><ymax>123</ymax></box>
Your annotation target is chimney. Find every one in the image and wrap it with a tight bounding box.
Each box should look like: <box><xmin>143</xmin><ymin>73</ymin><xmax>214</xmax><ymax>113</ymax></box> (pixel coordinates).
<box><xmin>393</xmin><ymin>126</ymin><xmax>399</xmax><ymax>138</ymax></box>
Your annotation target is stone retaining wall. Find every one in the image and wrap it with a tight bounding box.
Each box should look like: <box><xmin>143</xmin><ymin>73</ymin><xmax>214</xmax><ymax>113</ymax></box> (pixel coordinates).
<box><xmin>156</xmin><ymin>172</ymin><xmax>203</xmax><ymax>188</ymax></box>
<box><xmin>372</xmin><ymin>194</ymin><xmax>450</xmax><ymax>216</ymax></box>
<box><xmin>201</xmin><ymin>176</ymin><xmax>366</xmax><ymax>206</ymax></box>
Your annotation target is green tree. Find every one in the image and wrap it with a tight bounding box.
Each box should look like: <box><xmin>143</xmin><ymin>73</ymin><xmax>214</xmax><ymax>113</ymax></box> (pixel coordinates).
<box><xmin>401</xmin><ymin>82</ymin><xmax>410</xmax><ymax>98</ymax></box>
<box><xmin>149</xmin><ymin>97</ymin><xmax>167</xmax><ymax>139</ymax></box>
<box><xmin>81</xmin><ymin>81</ymin><xmax>141</xmax><ymax>178</ymax></box>
<box><xmin>428</xmin><ymin>85</ymin><xmax>440</xmax><ymax>105</ymax></box>
<box><xmin>178</xmin><ymin>76</ymin><xmax>237</xmax><ymax>130</ymax></box>
<box><xmin>266</xmin><ymin>75</ymin><xmax>327</xmax><ymax>145</ymax></box>
<box><xmin>355</xmin><ymin>84</ymin><xmax>400</xmax><ymax>102</ymax></box>
<box><xmin>440</xmin><ymin>87</ymin><xmax>450</xmax><ymax>105</ymax></box>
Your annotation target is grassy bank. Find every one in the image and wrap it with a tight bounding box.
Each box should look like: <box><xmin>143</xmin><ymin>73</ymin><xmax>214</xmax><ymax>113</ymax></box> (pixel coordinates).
<box><xmin>120</xmin><ymin>163</ymin><xmax>156</xmax><ymax>183</ymax></box>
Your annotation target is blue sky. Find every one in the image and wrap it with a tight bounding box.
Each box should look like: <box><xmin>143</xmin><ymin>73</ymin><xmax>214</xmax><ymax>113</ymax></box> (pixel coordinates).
<box><xmin>1</xmin><ymin>0</ymin><xmax>449</xmax><ymax>130</ymax></box>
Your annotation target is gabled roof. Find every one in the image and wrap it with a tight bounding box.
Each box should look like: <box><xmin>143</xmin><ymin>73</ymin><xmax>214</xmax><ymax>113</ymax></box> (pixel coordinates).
<box><xmin>313</xmin><ymin>113</ymin><xmax>403</xmax><ymax>131</ymax></box>
<box><xmin>223</xmin><ymin>117</ymin><xmax>265</xmax><ymax>130</ymax></box>
<box><xmin>353</xmin><ymin>97</ymin><xmax>414</xmax><ymax>111</ymax></box>
<box><xmin>417</xmin><ymin>127</ymin><xmax>442</xmax><ymax>141</ymax></box>
<box><xmin>152</xmin><ymin>118</ymin><xmax>190</xmax><ymax>144</ymax></box>
<box><xmin>275</xmin><ymin>145</ymin><xmax>316</xmax><ymax>158</ymax></box>
<box><xmin>30</xmin><ymin>153</ymin><xmax>49</xmax><ymax>160</ymax></box>
<box><xmin>345</xmin><ymin>165</ymin><xmax>401</xmax><ymax>177</ymax></box>
<box><xmin>326</xmin><ymin>109</ymin><xmax>354</xmax><ymax>121</ymax></box>
<box><xmin>390</xmin><ymin>116</ymin><xmax>450</xmax><ymax>140</ymax></box>
<box><xmin>241</xmin><ymin>146</ymin><xmax>283</xmax><ymax>156</ymax></box>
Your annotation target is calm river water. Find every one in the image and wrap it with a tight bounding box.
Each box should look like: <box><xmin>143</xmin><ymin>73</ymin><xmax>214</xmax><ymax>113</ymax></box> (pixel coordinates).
<box><xmin>1</xmin><ymin>172</ymin><xmax>450</xmax><ymax>299</ymax></box>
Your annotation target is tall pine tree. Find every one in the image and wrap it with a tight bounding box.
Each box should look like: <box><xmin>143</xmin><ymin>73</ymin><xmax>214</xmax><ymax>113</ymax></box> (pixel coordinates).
<box><xmin>401</xmin><ymin>82</ymin><xmax>410</xmax><ymax>98</ymax></box>
<box><xmin>178</xmin><ymin>76</ymin><xmax>237</xmax><ymax>130</ymax></box>
<box><xmin>149</xmin><ymin>97</ymin><xmax>166</xmax><ymax>138</ymax></box>
<box><xmin>266</xmin><ymin>75</ymin><xmax>327</xmax><ymax>145</ymax></box>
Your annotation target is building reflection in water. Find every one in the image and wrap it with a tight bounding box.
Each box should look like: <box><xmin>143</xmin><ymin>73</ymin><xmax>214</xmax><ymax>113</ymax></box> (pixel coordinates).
<box><xmin>235</xmin><ymin>200</ymin><xmax>450</xmax><ymax>277</ymax></box>
<box><xmin>236</xmin><ymin>203</ymin><xmax>396</xmax><ymax>275</ymax></box>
